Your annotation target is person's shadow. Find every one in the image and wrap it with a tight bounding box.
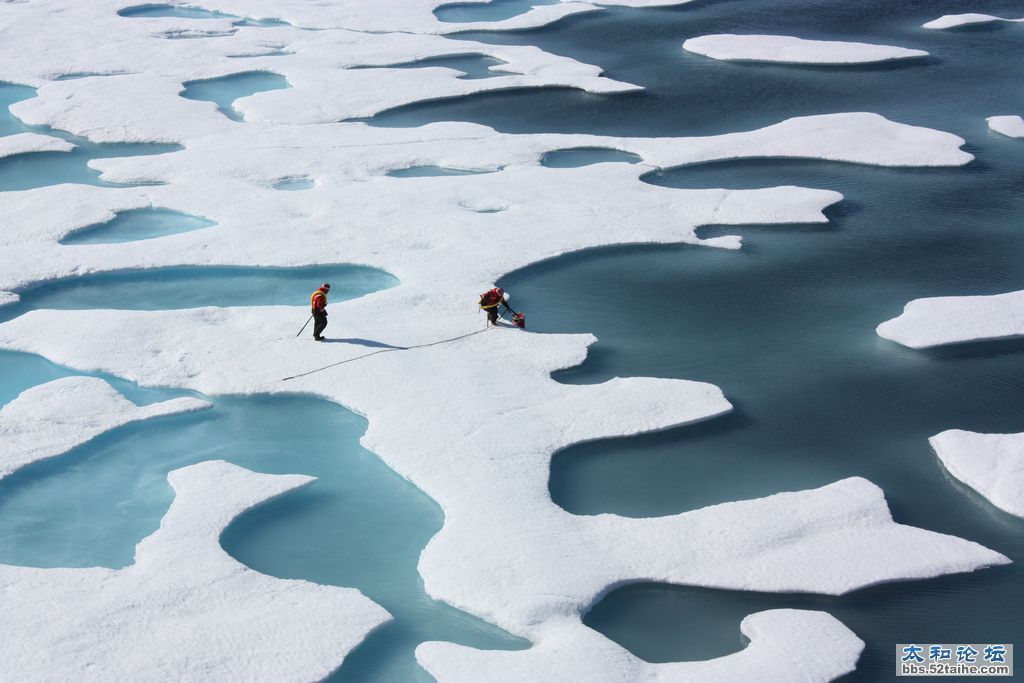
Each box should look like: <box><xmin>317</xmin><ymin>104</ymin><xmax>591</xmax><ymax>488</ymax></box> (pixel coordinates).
<box><xmin>323</xmin><ymin>338</ymin><xmax>407</xmax><ymax>350</ymax></box>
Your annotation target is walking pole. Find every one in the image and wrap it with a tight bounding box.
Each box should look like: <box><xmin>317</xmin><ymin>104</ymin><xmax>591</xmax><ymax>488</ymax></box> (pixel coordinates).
<box><xmin>296</xmin><ymin>314</ymin><xmax>313</xmax><ymax>338</ymax></box>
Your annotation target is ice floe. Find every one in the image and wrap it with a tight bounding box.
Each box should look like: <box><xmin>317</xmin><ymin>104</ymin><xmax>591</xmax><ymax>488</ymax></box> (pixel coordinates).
<box><xmin>988</xmin><ymin>114</ymin><xmax>1024</xmax><ymax>138</ymax></box>
<box><xmin>683</xmin><ymin>34</ymin><xmax>928</xmax><ymax>64</ymax></box>
<box><xmin>0</xmin><ymin>311</ymin><xmax>1008</xmax><ymax>638</ymax></box>
<box><xmin>877</xmin><ymin>290</ymin><xmax>1024</xmax><ymax>348</ymax></box>
<box><xmin>0</xmin><ymin>460</ymin><xmax>391</xmax><ymax>681</ymax></box>
<box><xmin>0</xmin><ymin>0</ymin><xmax>1006</xmax><ymax>678</ymax></box>
<box><xmin>923</xmin><ymin>13</ymin><xmax>1024</xmax><ymax>30</ymax></box>
<box><xmin>0</xmin><ymin>131</ymin><xmax>74</xmax><ymax>159</ymax></box>
<box><xmin>0</xmin><ymin>292</ymin><xmax>17</xmax><ymax>308</ymax></box>
<box><xmin>930</xmin><ymin>430</ymin><xmax>1024</xmax><ymax>518</ymax></box>
<box><xmin>0</xmin><ymin>376</ymin><xmax>208</xmax><ymax>479</ymax></box>
<box><xmin>419</xmin><ymin>609</ymin><xmax>863</xmax><ymax>682</ymax></box>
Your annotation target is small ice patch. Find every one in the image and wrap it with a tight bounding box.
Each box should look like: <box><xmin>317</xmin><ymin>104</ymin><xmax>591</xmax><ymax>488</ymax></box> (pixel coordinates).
<box><xmin>0</xmin><ymin>133</ymin><xmax>75</xmax><ymax>160</ymax></box>
<box><xmin>683</xmin><ymin>34</ymin><xmax>928</xmax><ymax>64</ymax></box>
<box><xmin>877</xmin><ymin>290</ymin><xmax>1024</xmax><ymax>348</ymax></box>
<box><xmin>923</xmin><ymin>13</ymin><xmax>1024</xmax><ymax>30</ymax></box>
<box><xmin>59</xmin><ymin>207</ymin><xmax>216</xmax><ymax>245</ymax></box>
<box><xmin>930</xmin><ymin>430</ymin><xmax>1024</xmax><ymax>518</ymax></box>
<box><xmin>987</xmin><ymin>115</ymin><xmax>1024</xmax><ymax>138</ymax></box>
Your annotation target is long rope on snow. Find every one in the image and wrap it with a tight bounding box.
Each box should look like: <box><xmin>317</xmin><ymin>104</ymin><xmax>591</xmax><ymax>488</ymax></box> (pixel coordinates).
<box><xmin>279</xmin><ymin>326</ymin><xmax>494</xmax><ymax>382</ymax></box>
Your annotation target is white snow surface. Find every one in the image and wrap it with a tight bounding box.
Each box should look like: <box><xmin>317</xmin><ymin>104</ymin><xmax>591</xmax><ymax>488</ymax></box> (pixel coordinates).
<box><xmin>419</xmin><ymin>609</ymin><xmax>864</xmax><ymax>682</ymax></box>
<box><xmin>0</xmin><ymin>376</ymin><xmax>209</xmax><ymax>479</ymax></box>
<box><xmin>877</xmin><ymin>290</ymin><xmax>1024</xmax><ymax>348</ymax></box>
<box><xmin>0</xmin><ymin>460</ymin><xmax>392</xmax><ymax>681</ymax></box>
<box><xmin>683</xmin><ymin>34</ymin><xmax>928</xmax><ymax>64</ymax></box>
<box><xmin>923</xmin><ymin>13</ymin><xmax>1024</xmax><ymax>29</ymax></box>
<box><xmin>0</xmin><ymin>131</ymin><xmax>74</xmax><ymax>159</ymax></box>
<box><xmin>988</xmin><ymin>115</ymin><xmax>1024</xmax><ymax>138</ymax></box>
<box><xmin>931</xmin><ymin>430</ymin><xmax>1024</xmax><ymax>518</ymax></box>
<box><xmin>0</xmin><ymin>0</ymin><xmax>1006</xmax><ymax>680</ymax></box>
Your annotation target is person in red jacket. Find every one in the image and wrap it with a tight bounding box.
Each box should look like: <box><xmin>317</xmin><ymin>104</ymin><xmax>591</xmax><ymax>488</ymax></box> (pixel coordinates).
<box><xmin>311</xmin><ymin>283</ymin><xmax>330</xmax><ymax>341</ymax></box>
<box><xmin>478</xmin><ymin>287</ymin><xmax>510</xmax><ymax>326</ymax></box>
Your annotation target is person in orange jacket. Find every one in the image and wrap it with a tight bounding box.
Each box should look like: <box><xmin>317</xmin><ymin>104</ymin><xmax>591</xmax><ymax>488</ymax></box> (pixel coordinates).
<box><xmin>311</xmin><ymin>283</ymin><xmax>331</xmax><ymax>341</ymax></box>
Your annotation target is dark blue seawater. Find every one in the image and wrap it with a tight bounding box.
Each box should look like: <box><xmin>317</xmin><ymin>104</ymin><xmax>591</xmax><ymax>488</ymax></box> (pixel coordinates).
<box><xmin>468</xmin><ymin>0</ymin><xmax>1024</xmax><ymax>678</ymax></box>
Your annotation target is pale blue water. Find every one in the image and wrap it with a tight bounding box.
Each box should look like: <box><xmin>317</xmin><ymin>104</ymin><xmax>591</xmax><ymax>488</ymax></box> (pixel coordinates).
<box><xmin>228</xmin><ymin>49</ymin><xmax>293</xmax><ymax>59</ymax></box>
<box><xmin>540</xmin><ymin>147</ymin><xmax>641</xmax><ymax>167</ymax></box>
<box><xmin>60</xmin><ymin>208</ymin><xmax>216</xmax><ymax>244</ymax></box>
<box><xmin>4</xmin><ymin>0</ymin><xmax>1024</xmax><ymax>681</ymax></box>
<box><xmin>53</xmin><ymin>72</ymin><xmax>125</xmax><ymax>81</ymax></box>
<box><xmin>0</xmin><ymin>82</ymin><xmax>181</xmax><ymax>191</ymax></box>
<box><xmin>180</xmin><ymin>72</ymin><xmax>290</xmax><ymax>122</ymax></box>
<box><xmin>118</xmin><ymin>4</ymin><xmax>290</xmax><ymax>27</ymax></box>
<box><xmin>353</xmin><ymin>54</ymin><xmax>512</xmax><ymax>80</ymax></box>
<box><xmin>434</xmin><ymin>0</ymin><xmax>560</xmax><ymax>24</ymax></box>
<box><xmin>0</xmin><ymin>390</ymin><xmax>527</xmax><ymax>681</ymax></box>
<box><xmin>387</xmin><ymin>165</ymin><xmax>497</xmax><ymax>177</ymax></box>
<box><xmin>0</xmin><ymin>265</ymin><xmax>396</xmax><ymax>323</ymax></box>
<box><xmin>272</xmin><ymin>176</ymin><xmax>315</xmax><ymax>190</ymax></box>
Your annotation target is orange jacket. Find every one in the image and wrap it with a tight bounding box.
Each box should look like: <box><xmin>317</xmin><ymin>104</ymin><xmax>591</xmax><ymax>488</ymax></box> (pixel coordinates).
<box><xmin>311</xmin><ymin>288</ymin><xmax>328</xmax><ymax>311</ymax></box>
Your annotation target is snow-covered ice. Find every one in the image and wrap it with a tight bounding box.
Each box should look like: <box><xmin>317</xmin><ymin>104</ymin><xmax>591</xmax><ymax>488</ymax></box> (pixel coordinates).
<box><xmin>988</xmin><ymin>115</ymin><xmax>1024</xmax><ymax>138</ymax></box>
<box><xmin>0</xmin><ymin>460</ymin><xmax>391</xmax><ymax>681</ymax></box>
<box><xmin>0</xmin><ymin>376</ymin><xmax>209</xmax><ymax>479</ymax></box>
<box><xmin>923</xmin><ymin>13</ymin><xmax>1024</xmax><ymax>30</ymax></box>
<box><xmin>419</xmin><ymin>609</ymin><xmax>864</xmax><ymax>682</ymax></box>
<box><xmin>0</xmin><ymin>131</ymin><xmax>74</xmax><ymax>160</ymax></box>
<box><xmin>931</xmin><ymin>430</ymin><xmax>1024</xmax><ymax>519</ymax></box>
<box><xmin>877</xmin><ymin>290</ymin><xmax>1024</xmax><ymax>348</ymax></box>
<box><xmin>683</xmin><ymin>34</ymin><xmax>928</xmax><ymax>64</ymax></box>
<box><xmin>0</xmin><ymin>0</ymin><xmax>1010</xmax><ymax>678</ymax></box>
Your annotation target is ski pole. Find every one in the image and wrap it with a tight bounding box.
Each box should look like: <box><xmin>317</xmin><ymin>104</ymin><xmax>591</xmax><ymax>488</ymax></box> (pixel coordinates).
<box><xmin>296</xmin><ymin>314</ymin><xmax>313</xmax><ymax>337</ymax></box>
